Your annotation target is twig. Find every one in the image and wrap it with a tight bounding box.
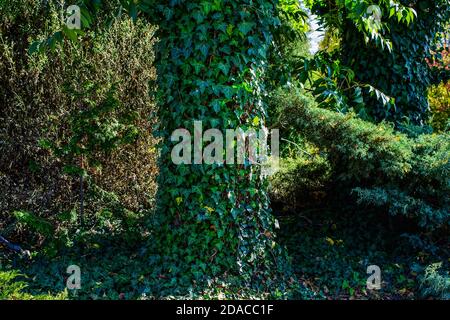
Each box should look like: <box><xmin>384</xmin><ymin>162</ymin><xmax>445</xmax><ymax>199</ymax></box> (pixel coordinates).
<box><xmin>281</xmin><ymin>138</ymin><xmax>314</xmax><ymax>158</ymax></box>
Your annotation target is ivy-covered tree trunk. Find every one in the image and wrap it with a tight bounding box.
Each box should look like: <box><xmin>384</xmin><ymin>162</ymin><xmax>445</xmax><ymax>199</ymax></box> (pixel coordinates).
<box><xmin>154</xmin><ymin>0</ymin><xmax>288</xmax><ymax>286</ymax></box>
<box><xmin>340</xmin><ymin>0</ymin><xmax>450</xmax><ymax>125</ymax></box>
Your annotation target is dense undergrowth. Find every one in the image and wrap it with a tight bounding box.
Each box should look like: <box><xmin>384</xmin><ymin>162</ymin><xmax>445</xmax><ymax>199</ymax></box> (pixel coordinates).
<box><xmin>0</xmin><ymin>1</ymin><xmax>159</xmax><ymax>245</ymax></box>
<box><xmin>2</xmin><ymin>199</ymin><xmax>448</xmax><ymax>300</ymax></box>
<box><xmin>268</xmin><ymin>88</ymin><xmax>449</xmax><ymax>299</ymax></box>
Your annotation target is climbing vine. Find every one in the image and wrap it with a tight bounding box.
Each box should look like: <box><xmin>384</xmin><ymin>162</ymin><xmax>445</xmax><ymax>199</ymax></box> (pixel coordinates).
<box><xmin>153</xmin><ymin>0</ymin><xmax>294</xmax><ymax>289</ymax></box>
<box><xmin>27</xmin><ymin>0</ymin><xmax>300</xmax><ymax>292</ymax></box>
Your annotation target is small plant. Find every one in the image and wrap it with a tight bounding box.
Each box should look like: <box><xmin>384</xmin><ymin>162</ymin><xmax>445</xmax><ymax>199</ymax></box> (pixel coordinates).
<box><xmin>0</xmin><ymin>270</ymin><xmax>67</xmax><ymax>300</ymax></box>
<box><xmin>420</xmin><ymin>263</ymin><xmax>450</xmax><ymax>299</ymax></box>
<box><xmin>13</xmin><ymin>211</ymin><xmax>54</xmax><ymax>238</ymax></box>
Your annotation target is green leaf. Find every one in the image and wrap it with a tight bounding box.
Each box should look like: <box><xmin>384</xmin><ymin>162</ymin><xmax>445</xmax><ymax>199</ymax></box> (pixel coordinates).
<box><xmin>218</xmin><ymin>62</ymin><xmax>230</xmax><ymax>76</ymax></box>
<box><xmin>238</xmin><ymin>21</ymin><xmax>255</xmax><ymax>36</ymax></box>
<box><xmin>28</xmin><ymin>41</ymin><xmax>41</xmax><ymax>55</ymax></box>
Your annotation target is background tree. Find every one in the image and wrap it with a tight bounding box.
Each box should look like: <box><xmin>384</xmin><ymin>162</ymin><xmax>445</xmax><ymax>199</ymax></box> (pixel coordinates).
<box><xmin>306</xmin><ymin>0</ymin><xmax>450</xmax><ymax>125</ymax></box>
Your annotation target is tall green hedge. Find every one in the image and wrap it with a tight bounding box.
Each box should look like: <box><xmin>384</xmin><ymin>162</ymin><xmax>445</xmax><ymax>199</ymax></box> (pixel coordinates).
<box><xmin>0</xmin><ymin>1</ymin><xmax>158</xmax><ymax>241</ymax></box>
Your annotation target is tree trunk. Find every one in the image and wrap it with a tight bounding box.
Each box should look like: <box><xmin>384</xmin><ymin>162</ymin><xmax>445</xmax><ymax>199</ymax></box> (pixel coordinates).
<box><xmin>340</xmin><ymin>0</ymin><xmax>449</xmax><ymax>125</ymax></box>
<box><xmin>154</xmin><ymin>0</ymin><xmax>288</xmax><ymax>285</ymax></box>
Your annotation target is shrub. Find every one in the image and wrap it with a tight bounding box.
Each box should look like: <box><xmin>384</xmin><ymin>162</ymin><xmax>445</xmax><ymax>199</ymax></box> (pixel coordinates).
<box><xmin>270</xmin><ymin>90</ymin><xmax>449</xmax><ymax>230</ymax></box>
<box><xmin>269</xmin><ymin>154</ymin><xmax>331</xmax><ymax>211</ymax></box>
<box><xmin>0</xmin><ymin>1</ymin><xmax>158</xmax><ymax>245</ymax></box>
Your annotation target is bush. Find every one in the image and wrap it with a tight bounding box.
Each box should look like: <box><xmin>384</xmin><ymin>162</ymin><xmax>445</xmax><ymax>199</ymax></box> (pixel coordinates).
<box><xmin>428</xmin><ymin>82</ymin><xmax>450</xmax><ymax>132</ymax></box>
<box><xmin>0</xmin><ymin>1</ymin><xmax>158</xmax><ymax>246</ymax></box>
<box><xmin>270</xmin><ymin>154</ymin><xmax>331</xmax><ymax>211</ymax></box>
<box><xmin>269</xmin><ymin>90</ymin><xmax>449</xmax><ymax>230</ymax></box>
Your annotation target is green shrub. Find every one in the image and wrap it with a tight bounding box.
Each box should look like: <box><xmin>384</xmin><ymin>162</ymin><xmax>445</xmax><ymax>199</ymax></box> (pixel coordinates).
<box><xmin>270</xmin><ymin>154</ymin><xmax>331</xmax><ymax>210</ymax></box>
<box><xmin>270</xmin><ymin>90</ymin><xmax>449</xmax><ymax>230</ymax></box>
<box><xmin>0</xmin><ymin>1</ymin><xmax>158</xmax><ymax>245</ymax></box>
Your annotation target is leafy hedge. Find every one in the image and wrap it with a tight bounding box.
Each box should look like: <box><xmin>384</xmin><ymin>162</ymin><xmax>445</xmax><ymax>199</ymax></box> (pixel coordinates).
<box><xmin>0</xmin><ymin>1</ymin><xmax>158</xmax><ymax>246</ymax></box>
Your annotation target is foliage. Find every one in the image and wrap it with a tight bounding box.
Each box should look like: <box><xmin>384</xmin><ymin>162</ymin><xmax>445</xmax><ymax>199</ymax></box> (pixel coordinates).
<box><xmin>295</xmin><ymin>50</ymin><xmax>394</xmax><ymax>115</ymax></box>
<box><xmin>21</xmin><ymin>0</ymin><xmax>314</xmax><ymax>295</ymax></box>
<box><xmin>419</xmin><ymin>263</ymin><xmax>450</xmax><ymax>299</ymax></box>
<box><xmin>428</xmin><ymin>82</ymin><xmax>450</xmax><ymax>132</ymax></box>
<box><xmin>427</xmin><ymin>44</ymin><xmax>450</xmax><ymax>132</ymax></box>
<box><xmin>279</xmin><ymin>205</ymin><xmax>448</xmax><ymax>300</ymax></box>
<box><xmin>2</xmin><ymin>0</ymin><xmax>448</xmax><ymax>301</ymax></box>
<box><xmin>12</xmin><ymin>211</ymin><xmax>54</xmax><ymax>238</ymax></box>
<box><xmin>39</xmin><ymin>86</ymin><xmax>140</xmax><ymax>177</ymax></box>
<box><xmin>267</xmin><ymin>88</ymin><xmax>331</xmax><ymax>210</ymax></box>
<box><xmin>0</xmin><ymin>1</ymin><xmax>158</xmax><ymax>246</ymax></box>
<box><xmin>0</xmin><ymin>270</ymin><xmax>67</xmax><ymax>300</ymax></box>
<box><xmin>305</xmin><ymin>0</ymin><xmax>418</xmax><ymax>51</ymax></box>
<box><xmin>319</xmin><ymin>28</ymin><xmax>340</xmax><ymax>53</ymax></box>
<box><xmin>0</xmin><ymin>234</ymin><xmax>296</xmax><ymax>300</ymax></box>
<box><xmin>300</xmin><ymin>0</ymin><xmax>450</xmax><ymax>125</ymax></box>
<box><xmin>338</xmin><ymin>0</ymin><xmax>450</xmax><ymax>124</ymax></box>
<box><xmin>269</xmin><ymin>152</ymin><xmax>331</xmax><ymax>211</ymax></box>
<box><xmin>271</xmin><ymin>90</ymin><xmax>449</xmax><ymax>230</ymax></box>
<box><xmin>267</xmin><ymin>0</ymin><xmax>310</xmax><ymax>88</ymax></box>
<box><xmin>152</xmin><ymin>0</ymin><xmax>304</xmax><ymax>294</ymax></box>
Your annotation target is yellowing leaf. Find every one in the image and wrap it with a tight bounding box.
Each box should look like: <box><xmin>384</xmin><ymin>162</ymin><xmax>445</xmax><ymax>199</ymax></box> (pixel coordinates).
<box><xmin>326</xmin><ymin>237</ymin><xmax>335</xmax><ymax>245</ymax></box>
<box><xmin>204</xmin><ymin>206</ymin><xmax>214</xmax><ymax>213</ymax></box>
<box><xmin>252</xmin><ymin>116</ymin><xmax>260</xmax><ymax>127</ymax></box>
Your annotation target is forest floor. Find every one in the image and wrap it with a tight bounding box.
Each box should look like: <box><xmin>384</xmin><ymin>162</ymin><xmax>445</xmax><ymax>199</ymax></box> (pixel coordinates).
<box><xmin>278</xmin><ymin>205</ymin><xmax>432</xmax><ymax>300</ymax></box>
<box><xmin>0</xmin><ymin>205</ymin><xmax>443</xmax><ymax>300</ymax></box>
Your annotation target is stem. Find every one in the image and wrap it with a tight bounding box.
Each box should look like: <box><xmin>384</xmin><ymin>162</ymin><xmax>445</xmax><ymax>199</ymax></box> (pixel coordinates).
<box><xmin>79</xmin><ymin>155</ymin><xmax>84</xmax><ymax>229</ymax></box>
